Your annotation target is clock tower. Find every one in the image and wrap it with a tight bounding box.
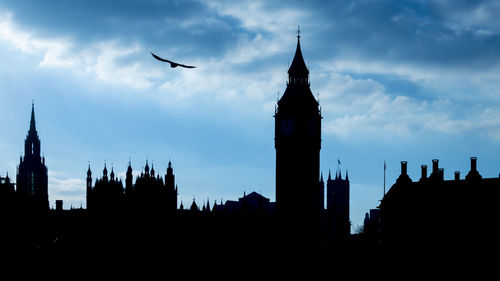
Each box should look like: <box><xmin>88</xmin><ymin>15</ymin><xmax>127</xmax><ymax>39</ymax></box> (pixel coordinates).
<box><xmin>275</xmin><ymin>30</ymin><xmax>322</xmax><ymax>237</ymax></box>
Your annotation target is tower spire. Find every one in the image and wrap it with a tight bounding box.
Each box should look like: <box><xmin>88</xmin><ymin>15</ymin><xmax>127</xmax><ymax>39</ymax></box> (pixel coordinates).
<box><xmin>288</xmin><ymin>27</ymin><xmax>309</xmax><ymax>84</ymax></box>
<box><xmin>29</xmin><ymin>101</ymin><xmax>36</xmax><ymax>133</ymax></box>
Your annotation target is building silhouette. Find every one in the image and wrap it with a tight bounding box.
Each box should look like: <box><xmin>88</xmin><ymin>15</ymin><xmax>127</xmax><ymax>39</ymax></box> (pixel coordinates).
<box><xmin>0</xmin><ymin>173</ymin><xmax>16</xmax><ymax>213</ymax></box>
<box><xmin>86</xmin><ymin>163</ymin><xmax>124</xmax><ymax>214</ymax></box>
<box><xmin>16</xmin><ymin>102</ymin><xmax>48</xmax><ymax>211</ymax></box>
<box><xmin>379</xmin><ymin>157</ymin><xmax>500</xmax><ymax>256</ymax></box>
<box><xmin>212</xmin><ymin>191</ymin><xmax>275</xmax><ymax>215</ymax></box>
<box><xmin>275</xmin><ymin>29</ymin><xmax>322</xmax><ymax>237</ymax></box>
<box><xmin>326</xmin><ymin>170</ymin><xmax>350</xmax><ymax>239</ymax></box>
<box><xmin>0</xmin><ymin>173</ymin><xmax>15</xmax><ymax>194</ymax></box>
<box><xmin>86</xmin><ymin>159</ymin><xmax>178</xmax><ymax>215</ymax></box>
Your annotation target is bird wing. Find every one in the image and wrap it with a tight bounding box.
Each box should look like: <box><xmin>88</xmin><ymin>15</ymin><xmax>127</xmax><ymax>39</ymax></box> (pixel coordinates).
<box><xmin>177</xmin><ymin>63</ymin><xmax>196</xmax><ymax>68</ymax></box>
<box><xmin>151</xmin><ymin>52</ymin><xmax>196</xmax><ymax>68</ymax></box>
<box><xmin>151</xmin><ymin>52</ymin><xmax>174</xmax><ymax>64</ymax></box>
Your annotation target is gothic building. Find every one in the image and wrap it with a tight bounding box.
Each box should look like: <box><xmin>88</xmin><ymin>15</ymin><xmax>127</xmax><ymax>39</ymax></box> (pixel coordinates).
<box><xmin>16</xmin><ymin>103</ymin><xmax>48</xmax><ymax>211</ymax></box>
<box><xmin>326</xmin><ymin>170</ymin><xmax>350</xmax><ymax>239</ymax></box>
<box><xmin>275</xmin><ymin>30</ymin><xmax>322</xmax><ymax>235</ymax></box>
<box><xmin>126</xmin><ymin>160</ymin><xmax>178</xmax><ymax>214</ymax></box>
<box><xmin>86</xmin><ymin>163</ymin><xmax>124</xmax><ymax>213</ymax></box>
<box><xmin>86</xmin><ymin>160</ymin><xmax>178</xmax><ymax>215</ymax></box>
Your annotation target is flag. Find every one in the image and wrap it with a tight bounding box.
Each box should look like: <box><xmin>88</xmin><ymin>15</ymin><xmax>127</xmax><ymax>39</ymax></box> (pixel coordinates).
<box><xmin>338</xmin><ymin>158</ymin><xmax>341</xmax><ymax>165</ymax></box>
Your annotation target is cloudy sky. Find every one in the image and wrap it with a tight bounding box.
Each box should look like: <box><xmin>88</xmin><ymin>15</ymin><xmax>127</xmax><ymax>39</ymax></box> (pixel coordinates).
<box><xmin>1</xmin><ymin>0</ymin><xmax>500</xmax><ymax>229</ymax></box>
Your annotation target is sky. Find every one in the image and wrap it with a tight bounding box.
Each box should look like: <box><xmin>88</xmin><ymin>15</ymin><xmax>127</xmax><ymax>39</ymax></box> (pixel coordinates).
<box><xmin>1</xmin><ymin>0</ymin><xmax>500</xmax><ymax>230</ymax></box>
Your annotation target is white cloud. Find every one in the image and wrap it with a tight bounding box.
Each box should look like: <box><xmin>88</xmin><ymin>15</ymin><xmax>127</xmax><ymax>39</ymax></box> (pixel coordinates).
<box><xmin>0</xmin><ymin>12</ymin><xmax>163</xmax><ymax>90</ymax></box>
<box><xmin>316</xmin><ymin>69</ymin><xmax>500</xmax><ymax>141</ymax></box>
<box><xmin>48</xmin><ymin>170</ymin><xmax>85</xmax><ymax>209</ymax></box>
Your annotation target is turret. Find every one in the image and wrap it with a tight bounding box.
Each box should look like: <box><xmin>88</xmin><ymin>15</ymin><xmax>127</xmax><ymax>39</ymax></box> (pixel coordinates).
<box><xmin>126</xmin><ymin>160</ymin><xmax>133</xmax><ymax>193</ymax></box>
<box><xmin>190</xmin><ymin>198</ymin><xmax>199</xmax><ymax>212</ymax></box>
<box><xmin>102</xmin><ymin>163</ymin><xmax>108</xmax><ymax>182</ymax></box>
<box><xmin>86</xmin><ymin>163</ymin><xmax>92</xmax><ymax>191</ymax></box>
<box><xmin>145</xmin><ymin>159</ymin><xmax>150</xmax><ymax>175</ymax></box>
<box><xmin>165</xmin><ymin>160</ymin><xmax>175</xmax><ymax>191</ymax></box>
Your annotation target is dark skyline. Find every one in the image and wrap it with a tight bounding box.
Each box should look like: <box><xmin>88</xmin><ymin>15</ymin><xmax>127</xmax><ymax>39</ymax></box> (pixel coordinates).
<box><xmin>1</xmin><ymin>0</ymin><xmax>500</xmax><ymax>231</ymax></box>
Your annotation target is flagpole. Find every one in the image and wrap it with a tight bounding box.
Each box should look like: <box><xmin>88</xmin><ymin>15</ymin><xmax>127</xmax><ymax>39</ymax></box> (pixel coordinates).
<box><xmin>383</xmin><ymin>161</ymin><xmax>386</xmax><ymax>197</ymax></box>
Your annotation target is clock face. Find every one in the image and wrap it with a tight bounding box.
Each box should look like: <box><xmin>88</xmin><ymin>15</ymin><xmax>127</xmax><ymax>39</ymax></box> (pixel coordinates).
<box><xmin>280</xmin><ymin>118</ymin><xmax>295</xmax><ymax>136</ymax></box>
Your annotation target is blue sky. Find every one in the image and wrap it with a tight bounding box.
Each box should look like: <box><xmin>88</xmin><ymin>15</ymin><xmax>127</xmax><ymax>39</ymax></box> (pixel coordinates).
<box><xmin>1</xmin><ymin>0</ymin><xmax>500</xmax><ymax>230</ymax></box>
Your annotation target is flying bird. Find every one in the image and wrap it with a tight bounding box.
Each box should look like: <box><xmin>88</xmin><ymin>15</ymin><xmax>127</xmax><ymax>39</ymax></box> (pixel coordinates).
<box><xmin>151</xmin><ymin>52</ymin><xmax>196</xmax><ymax>68</ymax></box>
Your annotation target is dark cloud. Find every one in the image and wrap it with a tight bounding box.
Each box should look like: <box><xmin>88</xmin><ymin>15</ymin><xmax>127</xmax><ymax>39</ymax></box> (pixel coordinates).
<box><xmin>0</xmin><ymin>0</ymin><xmax>240</xmax><ymax>59</ymax></box>
<box><xmin>5</xmin><ymin>0</ymin><xmax>499</xmax><ymax>71</ymax></box>
<box><xmin>270</xmin><ymin>0</ymin><xmax>500</xmax><ymax>70</ymax></box>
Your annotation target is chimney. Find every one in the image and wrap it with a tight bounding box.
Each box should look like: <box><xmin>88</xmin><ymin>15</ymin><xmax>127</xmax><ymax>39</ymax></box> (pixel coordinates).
<box><xmin>421</xmin><ymin>165</ymin><xmax>427</xmax><ymax>180</ymax></box>
<box><xmin>401</xmin><ymin>161</ymin><xmax>407</xmax><ymax>176</ymax></box>
<box><xmin>439</xmin><ymin>168</ymin><xmax>444</xmax><ymax>181</ymax></box>
<box><xmin>470</xmin><ymin>157</ymin><xmax>477</xmax><ymax>172</ymax></box>
<box><xmin>56</xmin><ymin>200</ymin><xmax>63</xmax><ymax>212</ymax></box>
<box><xmin>454</xmin><ymin>171</ymin><xmax>460</xmax><ymax>181</ymax></box>
<box><xmin>432</xmin><ymin>159</ymin><xmax>439</xmax><ymax>174</ymax></box>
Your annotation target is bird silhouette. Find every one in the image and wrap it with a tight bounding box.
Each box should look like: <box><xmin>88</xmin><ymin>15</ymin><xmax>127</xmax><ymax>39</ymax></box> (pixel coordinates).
<box><xmin>151</xmin><ymin>52</ymin><xmax>196</xmax><ymax>68</ymax></box>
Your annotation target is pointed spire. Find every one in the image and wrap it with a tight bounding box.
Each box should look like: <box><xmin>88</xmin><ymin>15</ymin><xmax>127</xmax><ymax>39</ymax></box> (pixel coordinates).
<box><xmin>29</xmin><ymin>101</ymin><xmax>36</xmax><ymax>133</ymax></box>
<box><xmin>103</xmin><ymin>161</ymin><xmax>108</xmax><ymax>177</ymax></box>
<box><xmin>167</xmin><ymin>159</ymin><xmax>173</xmax><ymax>175</ymax></box>
<box><xmin>190</xmin><ymin>197</ymin><xmax>199</xmax><ymax>212</ymax></box>
<box><xmin>145</xmin><ymin>159</ymin><xmax>150</xmax><ymax>174</ymax></box>
<box><xmin>127</xmin><ymin>158</ymin><xmax>133</xmax><ymax>173</ymax></box>
<box><xmin>87</xmin><ymin>162</ymin><xmax>92</xmax><ymax>177</ymax></box>
<box><xmin>320</xmin><ymin>172</ymin><xmax>324</xmax><ymax>182</ymax></box>
<box><xmin>346</xmin><ymin>170</ymin><xmax>349</xmax><ymax>181</ymax></box>
<box><xmin>328</xmin><ymin>170</ymin><xmax>332</xmax><ymax>181</ymax></box>
<box><xmin>288</xmin><ymin>26</ymin><xmax>309</xmax><ymax>84</ymax></box>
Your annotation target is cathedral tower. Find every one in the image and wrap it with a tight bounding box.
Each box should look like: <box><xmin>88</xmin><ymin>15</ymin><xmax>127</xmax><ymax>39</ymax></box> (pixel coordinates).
<box><xmin>16</xmin><ymin>102</ymin><xmax>49</xmax><ymax>210</ymax></box>
<box><xmin>275</xmin><ymin>30</ymin><xmax>322</xmax><ymax>235</ymax></box>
